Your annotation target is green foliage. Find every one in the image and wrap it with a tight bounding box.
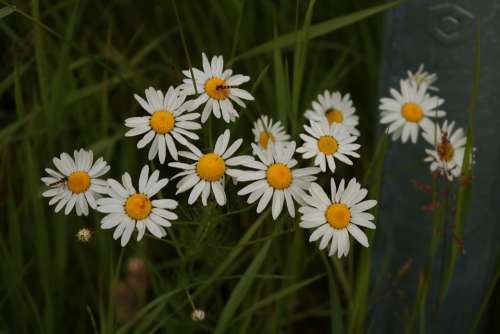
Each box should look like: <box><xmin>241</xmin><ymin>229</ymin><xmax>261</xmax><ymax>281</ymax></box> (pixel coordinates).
<box><xmin>0</xmin><ymin>0</ymin><xmax>421</xmax><ymax>333</ymax></box>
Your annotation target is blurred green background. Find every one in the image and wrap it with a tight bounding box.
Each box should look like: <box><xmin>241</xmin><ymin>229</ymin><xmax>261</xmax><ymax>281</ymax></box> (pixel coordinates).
<box><xmin>0</xmin><ymin>0</ymin><xmax>497</xmax><ymax>333</ymax></box>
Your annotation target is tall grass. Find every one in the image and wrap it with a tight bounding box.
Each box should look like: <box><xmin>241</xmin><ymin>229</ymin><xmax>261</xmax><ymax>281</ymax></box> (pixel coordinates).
<box><xmin>0</xmin><ymin>0</ymin><xmax>497</xmax><ymax>333</ymax></box>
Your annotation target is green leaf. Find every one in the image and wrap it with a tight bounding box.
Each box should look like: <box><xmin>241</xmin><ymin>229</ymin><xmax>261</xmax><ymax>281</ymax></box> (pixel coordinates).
<box><xmin>0</xmin><ymin>6</ymin><xmax>15</xmax><ymax>19</ymax></box>
<box><xmin>230</xmin><ymin>1</ymin><xmax>401</xmax><ymax>63</ymax></box>
<box><xmin>214</xmin><ymin>240</ymin><xmax>272</xmax><ymax>334</ymax></box>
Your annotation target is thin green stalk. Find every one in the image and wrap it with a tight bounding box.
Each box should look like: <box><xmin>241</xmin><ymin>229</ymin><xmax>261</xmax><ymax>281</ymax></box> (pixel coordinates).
<box><xmin>469</xmin><ymin>264</ymin><xmax>500</xmax><ymax>333</ymax></box>
<box><xmin>438</xmin><ymin>18</ymin><xmax>480</xmax><ymax>307</ymax></box>
<box><xmin>348</xmin><ymin>134</ymin><xmax>388</xmax><ymax>333</ymax></box>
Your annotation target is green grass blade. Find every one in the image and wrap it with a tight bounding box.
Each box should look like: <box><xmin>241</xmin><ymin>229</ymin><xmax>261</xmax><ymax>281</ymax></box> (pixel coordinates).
<box><xmin>230</xmin><ymin>1</ymin><xmax>401</xmax><ymax>63</ymax></box>
<box><xmin>349</xmin><ymin>134</ymin><xmax>388</xmax><ymax>333</ymax></box>
<box><xmin>233</xmin><ymin>273</ymin><xmax>324</xmax><ymax>321</ymax></box>
<box><xmin>272</xmin><ymin>17</ymin><xmax>289</xmax><ymax>128</ymax></box>
<box><xmin>320</xmin><ymin>253</ymin><xmax>344</xmax><ymax>334</ymax></box>
<box><xmin>0</xmin><ymin>5</ymin><xmax>14</xmax><ymax>19</ymax></box>
<box><xmin>290</xmin><ymin>0</ymin><xmax>315</xmax><ymax>135</ymax></box>
<box><xmin>214</xmin><ymin>240</ymin><xmax>272</xmax><ymax>334</ymax></box>
<box><xmin>468</xmin><ymin>263</ymin><xmax>500</xmax><ymax>334</ymax></box>
<box><xmin>191</xmin><ymin>210</ymin><xmax>270</xmax><ymax>299</ymax></box>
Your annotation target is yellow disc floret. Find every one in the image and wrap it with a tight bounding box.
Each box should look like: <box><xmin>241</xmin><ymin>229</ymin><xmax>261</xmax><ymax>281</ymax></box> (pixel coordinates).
<box><xmin>125</xmin><ymin>194</ymin><xmax>152</xmax><ymax>221</ymax></box>
<box><xmin>266</xmin><ymin>163</ymin><xmax>292</xmax><ymax>189</ymax></box>
<box><xmin>259</xmin><ymin>131</ymin><xmax>275</xmax><ymax>149</ymax></box>
<box><xmin>196</xmin><ymin>153</ymin><xmax>226</xmax><ymax>181</ymax></box>
<box><xmin>150</xmin><ymin>111</ymin><xmax>175</xmax><ymax>134</ymax></box>
<box><xmin>325</xmin><ymin>108</ymin><xmax>343</xmax><ymax>124</ymax></box>
<box><xmin>317</xmin><ymin>136</ymin><xmax>338</xmax><ymax>155</ymax></box>
<box><xmin>325</xmin><ymin>203</ymin><xmax>351</xmax><ymax>229</ymax></box>
<box><xmin>401</xmin><ymin>102</ymin><xmax>423</xmax><ymax>123</ymax></box>
<box><xmin>204</xmin><ymin>77</ymin><xmax>229</xmax><ymax>100</ymax></box>
<box><xmin>67</xmin><ymin>171</ymin><xmax>91</xmax><ymax>193</ymax></box>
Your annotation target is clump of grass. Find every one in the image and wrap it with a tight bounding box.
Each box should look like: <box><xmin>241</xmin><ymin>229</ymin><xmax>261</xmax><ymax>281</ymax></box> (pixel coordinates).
<box><xmin>1</xmin><ymin>1</ymin><xmax>497</xmax><ymax>333</ymax></box>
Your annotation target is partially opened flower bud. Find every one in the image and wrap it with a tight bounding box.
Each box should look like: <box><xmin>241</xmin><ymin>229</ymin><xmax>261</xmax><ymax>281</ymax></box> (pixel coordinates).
<box><xmin>191</xmin><ymin>309</ymin><xmax>206</xmax><ymax>322</ymax></box>
<box><xmin>76</xmin><ymin>228</ymin><xmax>92</xmax><ymax>242</ymax></box>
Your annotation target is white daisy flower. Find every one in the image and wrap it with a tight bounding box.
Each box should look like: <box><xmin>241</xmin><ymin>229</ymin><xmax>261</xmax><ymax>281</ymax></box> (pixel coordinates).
<box><xmin>251</xmin><ymin>115</ymin><xmax>290</xmax><ymax>151</ymax></box>
<box><xmin>422</xmin><ymin>120</ymin><xmax>467</xmax><ymax>180</ymax></box>
<box><xmin>407</xmin><ymin>64</ymin><xmax>438</xmax><ymax>91</ymax></box>
<box><xmin>297</xmin><ymin>120</ymin><xmax>360</xmax><ymax>173</ymax></box>
<box><xmin>41</xmin><ymin>149</ymin><xmax>110</xmax><ymax>216</ymax></box>
<box><xmin>304</xmin><ymin>90</ymin><xmax>360</xmax><ymax>136</ymax></box>
<box><xmin>379</xmin><ymin>79</ymin><xmax>445</xmax><ymax>144</ymax></box>
<box><xmin>126</xmin><ymin>86</ymin><xmax>201</xmax><ymax>164</ymax></box>
<box><xmin>180</xmin><ymin>53</ymin><xmax>254</xmax><ymax>123</ymax></box>
<box><xmin>299</xmin><ymin>177</ymin><xmax>377</xmax><ymax>258</ymax></box>
<box><xmin>97</xmin><ymin>165</ymin><xmax>178</xmax><ymax>247</ymax></box>
<box><xmin>168</xmin><ymin>129</ymin><xmax>252</xmax><ymax>206</ymax></box>
<box><xmin>231</xmin><ymin>141</ymin><xmax>320</xmax><ymax>220</ymax></box>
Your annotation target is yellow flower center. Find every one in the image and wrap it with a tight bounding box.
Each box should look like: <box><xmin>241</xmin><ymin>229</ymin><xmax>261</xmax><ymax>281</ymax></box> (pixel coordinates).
<box><xmin>317</xmin><ymin>136</ymin><xmax>338</xmax><ymax>155</ymax></box>
<box><xmin>67</xmin><ymin>171</ymin><xmax>91</xmax><ymax>193</ymax></box>
<box><xmin>401</xmin><ymin>102</ymin><xmax>423</xmax><ymax>123</ymax></box>
<box><xmin>437</xmin><ymin>141</ymin><xmax>455</xmax><ymax>162</ymax></box>
<box><xmin>266</xmin><ymin>163</ymin><xmax>292</xmax><ymax>189</ymax></box>
<box><xmin>150</xmin><ymin>111</ymin><xmax>175</xmax><ymax>134</ymax></box>
<box><xmin>204</xmin><ymin>77</ymin><xmax>229</xmax><ymax>100</ymax></box>
<box><xmin>196</xmin><ymin>153</ymin><xmax>226</xmax><ymax>181</ymax></box>
<box><xmin>259</xmin><ymin>131</ymin><xmax>275</xmax><ymax>149</ymax></box>
<box><xmin>325</xmin><ymin>203</ymin><xmax>351</xmax><ymax>229</ymax></box>
<box><xmin>125</xmin><ymin>194</ymin><xmax>152</xmax><ymax>221</ymax></box>
<box><xmin>325</xmin><ymin>108</ymin><xmax>343</xmax><ymax>124</ymax></box>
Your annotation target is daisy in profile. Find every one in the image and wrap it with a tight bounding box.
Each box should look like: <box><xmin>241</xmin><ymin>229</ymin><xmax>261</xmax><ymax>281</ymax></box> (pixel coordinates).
<box><xmin>41</xmin><ymin>149</ymin><xmax>110</xmax><ymax>216</ymax></box>
<box><xmin>231</xmin><ymin>141</ymin><xmax>320</xmax><ymax>220</ymax></box>
<box><xmin>179</xmin><ymin>53</ymin><xmax>254</xmax><ymax>123</ymax></box>
<box><xmin>126</xmin><ymin>86</ymin><xmax>201</xmax><ymax>163</ymax></box>
<box><xmin>407</xmin><ymin>64</ymin><xmax>438</xmax><ymax>91</ymax></box>
<box><xmin>299</xmin><ymin>178</ymin><xmax>377</xmax><ymax>258</ymax></box>
<box><xmin>97</xmin><ymin>165</ymin><xmax>178</xmax><ymax>247</ymax></box>
<box><xmin>305</xmin><ymin>90</ymin><xmax>359</xmax><ymax>136</ymax></box>
<box><xmin>168</xmin><ymin>129</ymin><xmax>251</xmax><ymax>206</ymax></box>
<box><xmin>251</xmin><ymin>115</ymin><xmax>290</xmax><ymax>151</ymax></box>
<box><xmin>379</xmin><ymin>79</ymin><xmax>445</xmax><ymax>143</ymax></box>
<box><xmin>422</xmin><ymin>120</ymin><xmax>467</xmax><ymax>180</ymax></box>
<box><xmin>297</xmin><ymin>120</ymin><xmax>360</xmax><ymax>173</ymax></box>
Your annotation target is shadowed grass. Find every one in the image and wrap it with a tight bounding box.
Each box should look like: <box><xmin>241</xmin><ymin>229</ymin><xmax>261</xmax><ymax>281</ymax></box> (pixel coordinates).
<box><xmin>5</xmin><ymin>0</ymin><xmax>481</xmax><ymax>333</ymax></box>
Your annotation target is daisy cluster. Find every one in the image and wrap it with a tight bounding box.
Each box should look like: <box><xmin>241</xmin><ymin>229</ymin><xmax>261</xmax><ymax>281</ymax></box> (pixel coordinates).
<box><xmin>41</xmin><ymin>52</ymin><xmax>378</xmax><ymax>258</ymax></box>
<box><xmin>379</xmin><ymin>64</ymin><xmax>473</xmax><ymax>181</ymax></box>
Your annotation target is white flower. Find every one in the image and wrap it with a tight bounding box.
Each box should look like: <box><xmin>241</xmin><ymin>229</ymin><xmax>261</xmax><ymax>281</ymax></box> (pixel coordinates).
<box><xmin>299</xmin><ymin>178</ymin><xmax>377</xmax><ymax>258</ymax></box>
<box><xmin>297</xmin><ymin>120</ymin><xmax>360</xmax><ymax>173</ymax></box>
<box><xmin>251</xmin><ymin>115</ymin><xmax>290</xmax><ymax>152</ymax></box>
<box><xmin>231</xmin><ymin>141</ymin><xmax>320</xmax><ymax>220</ymax></box>
<box><xmin>379</xmin><ymin>79</ymin><xmax>445</xmax><ymax>143</ymax></box>
<box><xmin>305</xmin><ymin>90</ymin><xmax>360</xmax><ymax>136</ymax></box>
<box><xmin>407</xmin><ymin>64</ymin><xmax>438</xmax><ymax>91</ymax></box>
<box><xmin>97</xmin><ymin>165</ymin><xmax>178</xmax><ymax>247</ymax></box>
<box><xmin>126</xmin><ymin>86</ymin><xmax>201</xmax><ymax>164</ymax></box>
<box><xmin>168</xmin><ymin>129</ymin><xmax>251</xmax><ymax>206</ymax></box>
<box><xmin>180</xmin><ymin>53</ymin><xmax>254</xmax><ymax>123</ymax></box>
<box><xmin>422</xmin><ymin>120</ymin><xmax>467</xmax><ymax>180</ymax></box>
<box><xmin>41</xmin><ymin>149</ymin><xmax>110</xmax><ymax>216</ymax></box>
